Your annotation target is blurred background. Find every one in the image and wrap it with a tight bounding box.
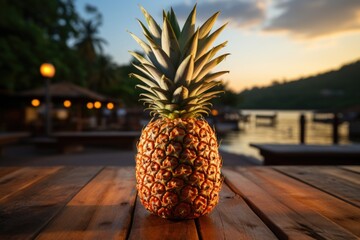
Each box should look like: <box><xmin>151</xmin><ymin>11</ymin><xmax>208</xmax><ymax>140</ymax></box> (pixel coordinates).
<box><xmin>0</xmin><ymin>0</ymin><xmax>360</xmax><ymax>161</ymax></box>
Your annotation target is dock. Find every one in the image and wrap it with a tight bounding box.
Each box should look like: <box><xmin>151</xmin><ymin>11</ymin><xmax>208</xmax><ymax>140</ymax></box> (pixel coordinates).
<box><xmin>255</xmin><ymin>113</ymin><xmax>277</xmax><ymax>126</ymax></box>
<box><xmin>250</xmin><ymin>143</ymin><xmax>360</xmax><ymax>165</ymax></box>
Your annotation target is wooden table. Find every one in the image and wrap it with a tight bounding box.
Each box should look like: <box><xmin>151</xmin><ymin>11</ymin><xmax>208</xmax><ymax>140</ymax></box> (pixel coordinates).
<box><xmin>0</xmin><ymin>166</ymin><xmax>359</xmax><ymax>239</ymax></box>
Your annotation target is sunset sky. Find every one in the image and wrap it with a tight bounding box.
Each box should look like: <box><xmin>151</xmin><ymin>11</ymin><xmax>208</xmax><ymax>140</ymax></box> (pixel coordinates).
<box><xmin>76</xmin><ymin>0</ymin><xmax>360</xmax><ymax>92</ymax></box>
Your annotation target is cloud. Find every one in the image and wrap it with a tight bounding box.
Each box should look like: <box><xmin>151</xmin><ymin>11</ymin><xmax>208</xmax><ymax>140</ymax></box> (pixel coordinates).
<box><xmin>264</xmin><ymin>0</ymin><xmax>360</xmax><ymax>39</ymax></box>
<box><xmin>172</xmin><ymin>0</ymin><xmax>266</xmax><ymax>28</ymax></box>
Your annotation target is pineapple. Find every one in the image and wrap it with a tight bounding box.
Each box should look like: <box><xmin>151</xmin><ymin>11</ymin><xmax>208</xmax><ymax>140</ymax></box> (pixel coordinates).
<box><xmin>129</xmin><ymin>5</ymin><xmax>229</xmax><ymax>219</ymax></box>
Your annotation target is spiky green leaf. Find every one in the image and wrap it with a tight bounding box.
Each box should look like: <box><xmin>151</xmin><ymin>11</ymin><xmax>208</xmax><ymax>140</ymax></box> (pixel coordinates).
<box><xmin>201</xmin><ymin>71</ymin><xmax>229</xmax><ymax>83</ymax></box>
<box><xmin>195</xmin><ymin>53</ymin><xmax>229</xmax><ymax>82</ymax></box>
<box><xmin>182</xmin><ymin>29</ymin><xmax>199</xmax><ymax>61</ymax></box>
<box><xmin>142</xmin><ymin>63</ymin><xmax>163</xmax><ymax>82</ymax></box>
<box><xmin>169</xmin><ymin>8</ymin><xmax>181</xmax><ymax>38</ymax></box>
<box><xmin>159</xmin><ymin>75</ymin><xmax>173</xmax><ymax>91</ymax></box>
<box><xmin>129</xmin><ymin>51</ymin><xmax>151</xmax><ymax>65</ymax></box>
<box><xmin>199</xmin><ymin>12</ymin><xmax>220</xmax><ymax>39</ymax></box>
<box><xmin>174</xmin><ymin>55</ymin><xmax>194</xmax><ymax>85</ymax></box>
<box><xmin>190</xmin><ymin>80</ymin><xmax>221</xmax><ymax>97</ymax></box>
<box><xmin>172</xmin><ymin>86</ymin><xmax>189</xmax><ymax>103</ymax></box>
<box><xmin>139</xmin><ymin>92</ymin><xmax>158</xmax><ymax>101</ymax></box>
<box><xmin>162</xmin><ymin>17</ymin><xmax>180</xmax><ymax>65</ymax></box>
<box><xmin>140</xmin><ymin>5</ymin><xmax>161</xmax><ymax>41</ymax></box>
<box><xmin>129</xmin><ymin>32</ymin><xmax>152</xmax><ymax>55</ymax></box>
<box><xmin>192</xmin><ymin>48</ymin><xmax>213</xmax><ymax>79</ymax></box>
<box><xmin>179</xmin><ymin>5</ymin><xmax>197</xmax><ymax>50</ymax></box>
<box><xmin>130</xmin><ymin>5</ymin><xmax>228</xmax><ymax>119</ymax></box>
<box><xmin>129</xmin><ymin>32</ymin><xmax>160</xmax><ymax>67</ymax></box>
<box><xmin>196</xmin><ymin>23</ymin><xmax>227</xmax><ymax>60</ymax></box>
<box><xmin>137</xmin><ymin>19</ymin><xmax>154</xmax><ymax>41</ymax></box>
<box><xmin>145</xmin><ymin>35</ymin><xmax>175</xmax><ymax>79</ymax></box>
<box><xmin>198</xmin><ymin>90</ymin><xmax>224</xmax><ymax>102</ymax></box>
<box><xmin>209</xmin><ymin>41</ymin><xmax>228</xmax><ymax>60</ymax></box>
<box><xmin>132</xmin><ymin>64</ymin><xmax>153</xmax><ymax>80</ymax></box>
<box><xmin>130</xmin><ymin>73</ymin><xmax>158</xmax><ymax>88</ymax></box>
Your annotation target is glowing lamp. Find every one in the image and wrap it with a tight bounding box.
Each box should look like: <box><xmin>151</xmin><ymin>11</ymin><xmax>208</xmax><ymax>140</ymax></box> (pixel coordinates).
<box><xmin>94</xmin><ymin>101</ymin><xmax>102</xmax><ymax>109</ymax></box>
<box><xmin>87</xmin><ymin>102</ymin><xmax>94</xmax><ymax>109</ymax></box>
<box><xmin>63</xmin><ymin>100</ymin><xmax>71</xmax><ymax>108</ymax></box>
<box><xmin>40</xmin><ymin>63</ymin><xmax>55</xmax><ymax>78</ymax></box>
<box><xmin>211</xmin><ymin>109</ymin><xmax>219</xmax><ymax>116</ymax></box>
<box><xmin>31</xmin><ymin>99</ymin><xmax>40</xmax><ymax>107</ymax></box>
<box><xmin>107</xmin><ymin>102</ymin><xmax>114</xmax><ymax>110</ymax></box>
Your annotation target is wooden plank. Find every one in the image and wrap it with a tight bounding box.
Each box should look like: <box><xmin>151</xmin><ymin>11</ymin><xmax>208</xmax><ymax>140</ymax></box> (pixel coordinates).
<box><xmin>128</xmin><ymin>197</ymin><xmax>198</xmax><ymax>240</ymax></box>
<box><xmin>277</xmin><ymin>166</ymin><xmax>360</xmax><ymax>207</ymax></box>
<box><xmin>0</xmin><ymin>166</ymin><xmax>102</xmax><ymax>240</ymax></box>
<box><xmin>341</xmin><ymin>166</ymin><xmax>360</xmax><ymax>174</ymax></box>
<box><xmin>241</xmin><ymin>167</ymin><xmax>360</xmax><ymax>237</ymax></box>
<box><xmin>267</xmin><ymin>167</ymin><xmax>360</xmax><ymax>236</ymax></box>
<box><xmin>0</xmin><ymin>167</ymin><xmax>62</xmax><ymax>201</ymax></box>
<box><xmin>317</xmin><ymin>167</ymin><xmax>360</xmax><ymax>186</ymax></box>
<box><xmin>0</xmin><ymin>167</ymin><xmax>20</xmax><ymax>178</ymax></box>
<box><xmin>36</xmin><ymin>167</ymin><xmax>137</xmax><ymax>240</ymax></box>
<box><xmin>197</xmin><ymin>184</ymin><xmax>277</xmax><ymax>240</ymax></box>
<box><xmin>223</xmin><ymin>168</ymin><xmax>358</xmax><ymax>240</ymax></box>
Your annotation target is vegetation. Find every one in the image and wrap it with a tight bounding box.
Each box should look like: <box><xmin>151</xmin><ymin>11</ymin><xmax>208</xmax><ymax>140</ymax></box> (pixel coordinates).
<box><xmin>238</xmin><ymin>60</ymin><xmax>360</xmax><ymax>110</ymax></box>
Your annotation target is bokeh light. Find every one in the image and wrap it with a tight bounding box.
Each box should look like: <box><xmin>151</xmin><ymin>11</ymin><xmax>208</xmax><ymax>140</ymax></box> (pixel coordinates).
<box><xmin>94</xmin><ymin>101</ymin><xmax>102</xmax><ymax>109</ymax></box>
<box><xmin>87</xmin><ymin>102</ymin><xmax>94</xmax><ymax>109</ymax></box>
<box><xmin>63</xmin><ymin>100</ymin><xmax>71</xmax><ymax>108</ymax></box>
<box><xmin>31</xmin><ymin>99</ymin><xmax>40</xmax><ymax>107</ymax></box>
<box><xmin>107</xmin><ymin>102</ymin><xmax>114</xmax><ymax>110</ymax></box>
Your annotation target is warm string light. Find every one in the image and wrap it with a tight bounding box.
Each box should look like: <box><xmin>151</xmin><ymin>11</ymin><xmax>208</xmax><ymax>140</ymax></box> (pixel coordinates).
<box><xmin>63</xmin><ymin>100</ymin><xmax>71</xmax><ymax>108</ymax></box>
<box><xmin>31</xmin><ymin>99</ymin><xmax>40</xmax><ymax>107</ymax></box>
<box><xmin>94</xmin><ymin>101</ymin><xmax>102</xmax><ymax>109</ymax></box>
<box><xmin>87</xmin><ymin>101</ymin><xmax>112</xmax><ymax>110</ymax></box>
<box><xmin>107</xmin><ymin>102</ymin><xmax>114</xmax><ymax>110</ymax></box>
<box><xmin>87</xmin><ymin>102</ymin><xmax>94</xmax><ymax>109</ymax></box>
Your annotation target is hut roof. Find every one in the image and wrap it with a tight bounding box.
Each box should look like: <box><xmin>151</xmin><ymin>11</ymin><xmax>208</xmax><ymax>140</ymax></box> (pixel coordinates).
<box><xmin>20</xmin><ymin>82</ymin><xmax>107</xmax><ymax>101</ymax></box>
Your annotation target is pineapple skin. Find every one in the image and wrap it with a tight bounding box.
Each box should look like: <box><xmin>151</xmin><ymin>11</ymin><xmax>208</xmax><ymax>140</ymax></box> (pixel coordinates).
<box><xmin>136</xmin><ymin>118</ymin><xmax>223</xmax><ymax>219</ymax></box>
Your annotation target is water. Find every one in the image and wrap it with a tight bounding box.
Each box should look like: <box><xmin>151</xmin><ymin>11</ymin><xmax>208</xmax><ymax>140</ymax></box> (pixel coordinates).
<box><xmin>219</xmin><ymin>110</ymin><xmax>352</xmax><ymax>160</ymax></box>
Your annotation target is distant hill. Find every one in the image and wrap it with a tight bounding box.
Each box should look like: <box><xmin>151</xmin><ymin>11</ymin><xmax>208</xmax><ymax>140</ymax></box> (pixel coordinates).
<box><xmin>238</xmin><ymin>60</ymin><xmax>360</xmax><ymax>110</ymax></box>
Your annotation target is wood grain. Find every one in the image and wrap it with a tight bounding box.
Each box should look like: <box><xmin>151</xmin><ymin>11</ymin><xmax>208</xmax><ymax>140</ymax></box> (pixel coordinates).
<box><xmin>317</xmin><ymin>167</ymin><xmax>360</xmax><ymax>186</ymax></box>
<box><xmin>1</xmin><ymin>165</ymin><xmax>359</xmax><ymax>240</ymax></box>
<box><xmin>0</xmin><ymin>167</ymin><xmax>102</xmax><ymax>240</ymax></box>
<box><xmin>276</xmin><ymin>166</ymin><xmax>360</xmax><ymax>207</ymax></box>
<box><xmin>341</xmin><ymin>166</ymin><xmax>360</xmax><ymax>174</ymax></box>
<box><xmin>0</xmin><ymin>167</ymin><xmax>62</xmax><ymax>201</ymax></box>
<box><xmin>36</xmin><ymin>167</ymin><xmax>137</xmax><ymax>240</ymax></box>
<box><xmin>128</xmin><ymin>197</ymin><xmax>198</xmax><ymax>240</ymax></box>
<box><xmin>0</xmin><ymin>167</ymin><xmax>20</xmax><ymax>178</ymax></box>
<box><xmin>241</xmin><ymin>167</ymin><xmax>360</xmax><ymax>238</ymax></box>
<box><xmin>197</xmin><ymin>184</ymin><xmax>277</xmax><ymax>240</ymax></box>
<box><xmin>223</xmin><ymin>168</ymin><xmax>358</xmax><ymax>240</ymax></box>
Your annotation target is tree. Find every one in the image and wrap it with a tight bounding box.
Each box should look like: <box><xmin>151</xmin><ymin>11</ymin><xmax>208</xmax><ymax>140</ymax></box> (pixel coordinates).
<box><xmin>75</xmin><ymin>5</ymin><xmax>107</xmax><ymax>64</ymax></box>
<box><xmin>74</xmin><ymin>4</ymin><xmax>111</xmax><ymax>91</ymax></box>
<box><xmin>92</xmin><ymin>54</ymin><xmax>117</xmax><ymax>91</ymax></box>
<box><xmin>0</xmin><ymin>0</ymin><xmax>83</xmax><ymax>91</ymax></box>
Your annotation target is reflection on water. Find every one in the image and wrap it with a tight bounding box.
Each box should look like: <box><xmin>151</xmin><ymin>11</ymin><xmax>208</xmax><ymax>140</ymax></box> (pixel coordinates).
<box><xmin>219</xmin><ymin>110</ymin><xmax>352</xmax><ymax>159</ymax></box>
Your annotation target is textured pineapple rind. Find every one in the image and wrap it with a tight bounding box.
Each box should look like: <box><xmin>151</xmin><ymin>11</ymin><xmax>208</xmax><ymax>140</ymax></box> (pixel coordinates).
<box><xmin>136</xmin><ymin>118</ymin><xmax>223</xmax><ymax>219</ymax></box>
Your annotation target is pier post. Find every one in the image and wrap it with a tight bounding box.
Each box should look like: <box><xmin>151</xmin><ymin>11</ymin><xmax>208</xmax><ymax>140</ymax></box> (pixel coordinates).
<box><xmin>300</xmin><ymin>113</ymin><xmax>306</xmax><ymax>144</ymax></box>
<box><xmin>333</xmin><ymin>113</ymin><xmax>339</xmax><ymax>144</ymax></box>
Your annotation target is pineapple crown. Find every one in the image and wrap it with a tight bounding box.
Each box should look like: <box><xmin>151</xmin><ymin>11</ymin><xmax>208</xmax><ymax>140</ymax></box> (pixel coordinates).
<box><xmin>129</xmin><ymin>5</ymin><xmax>229</xmax><ymax>119</ymax></box>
